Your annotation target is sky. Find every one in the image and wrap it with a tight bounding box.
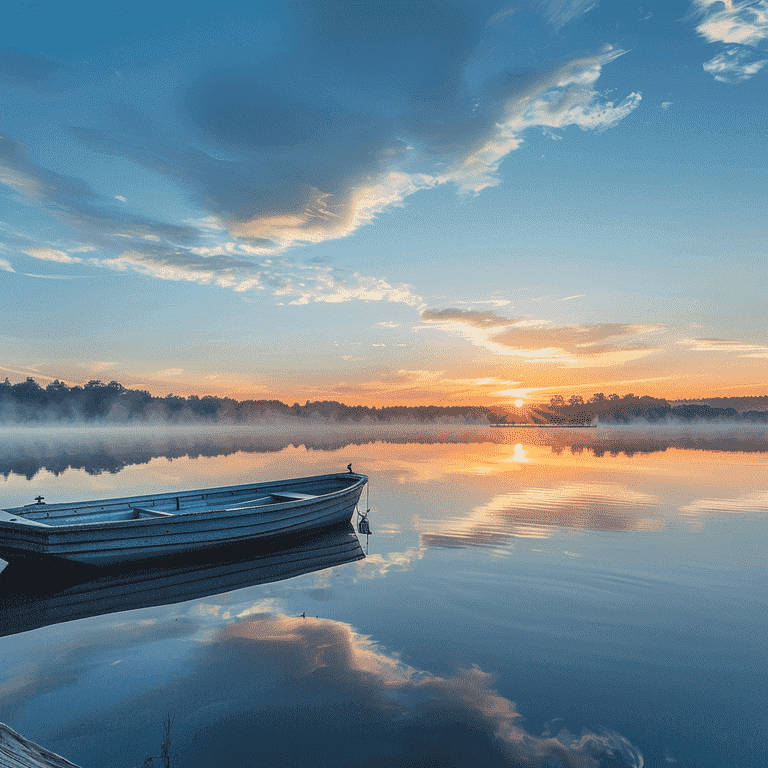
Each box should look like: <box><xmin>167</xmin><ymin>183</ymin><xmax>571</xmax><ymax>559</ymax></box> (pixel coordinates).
<box><xmin>1</xmin><ymin>0</ymin><xmax>766</xmax><ymax>407</ymax></box>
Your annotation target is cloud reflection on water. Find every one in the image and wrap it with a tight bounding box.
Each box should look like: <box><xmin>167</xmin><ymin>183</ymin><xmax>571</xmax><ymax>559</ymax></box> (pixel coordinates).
<box><xmin>205</xmin><ymin>616</ymin><xmax>644</xmax><ymax>768</ymax></box>
<box><xmin>16</xmin><ymin>611</ymin><xmax>642</xmax><ymax>768</ymax></box>
<box><xmin>680</xmin><ymin>490</ymin><xmax>768</xmax><ymax>516</ymax></box>
<box><xmin>420</xmin><ymin>483</ymin><xmax>665</xmax><ymax>549</ymax></box>
<box><xmin>356</xmin><ymin>547</ymin><xmax>425</xmax><ymax>578</ymax></box>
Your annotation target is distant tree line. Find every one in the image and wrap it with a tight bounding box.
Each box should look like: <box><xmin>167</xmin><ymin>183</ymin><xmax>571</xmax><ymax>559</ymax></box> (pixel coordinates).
<box><xmin>669</xmin><ymin>395</ymin><xmax>768</xmax><ymax>411</ymax></box>
<box><xmin>0</xmin><ymin>378</ymin><xmax>496</xmax><ymax>424</ymax></box>
<box><xmin>1</xmin><ymin>378</ymin><xmax>765</xmax><ymax>424</ymax></box>
<box><xmin>543</xmin><ymin>392</ymin><xmax>768</xmax><ymax>424</ymax></box>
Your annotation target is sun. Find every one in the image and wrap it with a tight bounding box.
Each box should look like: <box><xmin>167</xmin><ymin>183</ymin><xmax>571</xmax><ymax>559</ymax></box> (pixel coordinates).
<box><xmin>514</xmin><ymin>399</ymin><xmax>524</xmax><ymax>408</ymax></box>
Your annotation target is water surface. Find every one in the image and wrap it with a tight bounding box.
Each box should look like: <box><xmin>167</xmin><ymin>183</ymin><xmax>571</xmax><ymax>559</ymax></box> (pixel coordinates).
<box><xmin>0</xmin><ymin>425</ymin><xmax>765</xmax><ymax>767</ymax></box>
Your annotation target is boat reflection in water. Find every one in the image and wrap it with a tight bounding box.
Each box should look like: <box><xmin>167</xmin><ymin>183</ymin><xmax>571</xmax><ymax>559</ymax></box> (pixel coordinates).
<box><xmin>0</xmin><ymin>524</ymin><xmax>364</xmax><ymax>639</ymax></box>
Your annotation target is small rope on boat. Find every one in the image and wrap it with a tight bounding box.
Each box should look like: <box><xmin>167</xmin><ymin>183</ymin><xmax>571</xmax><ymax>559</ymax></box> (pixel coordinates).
<box><xmin>356</xmin><ymin>477</ymin><xmax>372</xmax><ymax>556</ymax></box>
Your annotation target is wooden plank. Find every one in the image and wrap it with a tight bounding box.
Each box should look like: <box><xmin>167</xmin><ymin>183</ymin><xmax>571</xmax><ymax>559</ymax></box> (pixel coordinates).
<box><xmin>0</xmin><ymin>723</ymin><xmax>81</xmax><ymax>768</ymax></box>
<box><xmin>212</xmin><ymin>496</ymin><xmax>275</xmax><ymax>509</ymax></box>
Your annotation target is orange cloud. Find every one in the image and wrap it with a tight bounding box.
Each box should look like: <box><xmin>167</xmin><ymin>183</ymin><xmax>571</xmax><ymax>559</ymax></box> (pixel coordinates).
<box><xmin>681</xmin><ymin>337</ymin><xmax>768</xmax><ymax>358</ymax></box>
<box><xmin>294</xmin><ymin>369</ymin><xmax>531</xmax><ymax>408</ymax></box>
<box><xmin>420</xmin><ymin>308</ymin><xmax>526</xmax><ymax>329</ymax></box>
<box><xmin>420</xmin><ymin>308</ymin><xmax>663</xmax><ymax>367</ymax></box>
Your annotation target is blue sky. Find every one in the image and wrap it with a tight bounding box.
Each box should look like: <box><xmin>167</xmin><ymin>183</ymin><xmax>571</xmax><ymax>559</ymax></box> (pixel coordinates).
<box><xmin>1</xmin><ymin>0</ymin><xmax>766</xmax><ymax>404</ymax></box>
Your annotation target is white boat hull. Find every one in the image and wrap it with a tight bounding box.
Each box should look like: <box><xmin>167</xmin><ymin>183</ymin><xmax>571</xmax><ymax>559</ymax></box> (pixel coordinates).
<box><xmin>0</xmin><ymin>472</ymin><xmax>366</xmax><ymax>565</ymax></box>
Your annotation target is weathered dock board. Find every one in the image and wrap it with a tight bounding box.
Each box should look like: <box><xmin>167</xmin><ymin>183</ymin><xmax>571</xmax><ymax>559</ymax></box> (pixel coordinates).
<box><xmin>0</xmin><ymin>723</ymin><xmax>81</xmax><ymax>768</ymax></box>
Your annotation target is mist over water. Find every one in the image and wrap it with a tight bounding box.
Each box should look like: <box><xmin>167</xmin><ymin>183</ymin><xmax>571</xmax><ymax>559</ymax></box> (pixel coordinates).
<box><xmin>0</xmin><ymin>425</ymin><xmax>766</xmax><ymax>767</ymax></box>
<box><xmin>1</xmin><ymin>423</ymin><xmax>765</xmax><ymax>482</ymax></box>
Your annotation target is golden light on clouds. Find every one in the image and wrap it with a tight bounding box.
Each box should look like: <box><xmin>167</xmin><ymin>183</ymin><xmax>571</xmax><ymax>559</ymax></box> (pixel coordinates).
<box><xmin>228</xmin><ymin>172</ymin><xmax>426</xmax><ymax>251</ymax></box>
<box><xmin>419</xmin><ymin>308</ymin><xmax>664</xmax><ymax>368</ymax></box>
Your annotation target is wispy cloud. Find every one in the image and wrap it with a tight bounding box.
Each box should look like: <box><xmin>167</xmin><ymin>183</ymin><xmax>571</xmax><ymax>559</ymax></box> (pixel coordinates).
<box><xmin>0</xmin><ymin>133</ymin><xmax>200</xmax><ymax>245</ymax></box>
<box><xmin>22</xmin><ymin>273</ymin><xmax>93</xmax><ymax>280</ymax></box>
<box><xmin>302</xmin><ymin>369</ymin><xmax>525</xmax><ymax>405</ymax></box>
<box><xmin>24</xmin><ymin>247</ymin><xmax>84</xmax><ymax>264</ymax></box>
<box><xmin>530</xmin><ymin>375</ymin><xmax>681</xmax><ymax>395</ymax></box>
<box><xmin>703</xmin><ymin>47</ymin><xmax>768</xmax><ymax>81</ymax></box>
<box><xmin>94</xmin><ymin>248</ymin><xmax>280</xmax><ymax>292</ymax></box>
<box><xmin>0</xmin><ymin>257</ymin><xmax>14</xmax><ymax>272</ymax></box>
<box><xmin>692</xmin><ymin>0</ymin><xmax>768</xmax><ymax>82</ymax></box>
<box><xmin>420</xmin><ymin>308</ymin><xmax>662</xmax><ymax>367</ymax></box>
<box><xmin>694</xmin><ymin>0</ymin><xmax>768</xmax><ymax>46</ymax></box>
<box><xmin>0</xmin><ymin>50</ymin><xmax>60</xmax><ymax>88</ymax></box>
<box><xmin>430</xmin><ymin>46</ymin><xmax>641</xmax><ymax>196</ymax></box>
<box><xmin>89</xmin><ymin>246</ymin><xmax>423</xmax><ymax>306</ymax></box>
<box><xmin>0</xmin><ymin>365</ymin><xmax>73</xmax><ymax>384</ymax></box>
<box><xmin>421</xmin><ymin>308</ymin><xmax>527</xmax><ymax>329</ymax></box>
<box><xmin>69</xmin><ymin>244</ymin><xmax>99</xmax><ymax>253</ymax></box>
<box><xmin>283</xmin><ymin>272</ymin><xmax>423</xmax><ymax>307</ymax></box>
<box><xmin>540</xmin><ymin>0</ymin><xmax>599</xmax><ymax>30</ymax></box>
<box><xmin>681</xmin><ymin>337</ymin><xmax>768</xmax><ymax>357</ymax></box>
<box><xmin>90</xmin><ymin>361</ymin><xmax>117</xmax><ymax>373</ymax></box>
<box><xmin>486</xmin><ymin>6</ymin><xmax>517</xmax><ymax>28</ymax></box>
<box><xmin>456</xmin><ymin>299</ymin><xmax>512</xmax><ymax>307</ymax></box>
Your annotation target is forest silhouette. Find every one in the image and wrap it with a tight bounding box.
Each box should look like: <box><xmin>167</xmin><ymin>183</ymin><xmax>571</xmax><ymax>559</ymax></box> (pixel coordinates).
<box><xmin>1</xmin><ymin>377</ymin><xmax>766</xmax><ymax>425</ymax></box>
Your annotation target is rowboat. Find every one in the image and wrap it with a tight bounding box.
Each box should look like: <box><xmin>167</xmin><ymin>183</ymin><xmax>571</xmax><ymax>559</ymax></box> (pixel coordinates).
<box><xmin>0</xmin><ymin>524</ymin><xmax>365</xmax><ymax>638</ymax></box>
<box><xmin>0</xmin><ymin>471</ymin><xmax>367</xmax><ymax>565</ymax></box>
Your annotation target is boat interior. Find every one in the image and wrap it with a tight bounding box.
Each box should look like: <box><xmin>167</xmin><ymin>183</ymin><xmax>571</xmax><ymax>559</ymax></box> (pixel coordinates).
<box><xmin>6</xmin><ymin>488</ymin><xmax>322</xmax><ymax>527</ymax></box>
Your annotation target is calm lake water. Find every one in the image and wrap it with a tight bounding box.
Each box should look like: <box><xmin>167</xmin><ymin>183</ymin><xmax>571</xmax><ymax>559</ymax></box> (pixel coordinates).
<box><xmin>0</xmin><ymin>425</ymin><xmax>766</xmax><ymax>768</ymax></box>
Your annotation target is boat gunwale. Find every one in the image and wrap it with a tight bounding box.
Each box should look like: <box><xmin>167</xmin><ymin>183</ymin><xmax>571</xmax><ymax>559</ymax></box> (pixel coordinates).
<box><xmin>1</xmin><ymin>472</ymin><xmax>367</xmax><ymax>531</ymax></box>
